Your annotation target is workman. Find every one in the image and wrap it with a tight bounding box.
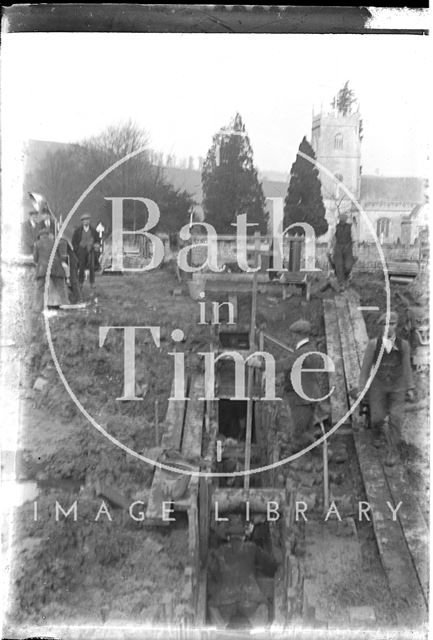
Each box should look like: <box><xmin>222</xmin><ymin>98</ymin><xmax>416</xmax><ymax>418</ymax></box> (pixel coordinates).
<box><xmin>354</xmin><ymin>311</ymin><xmax>414</xmax><ymax>466</ymax></box>
<box><xmin>21</xmin><ymin>210</ymin><xmax>40</xmax><ymax>254</ymax></box>
<box><xmin>329</xmin><ymin>212</ymin><xmax>357</xmax><ymax>290</ymax></box>
<box><xmin>276</xmin><ymin>319</ymin><xmax>323</xmax><ymax>452</ymax></box>
<box><xmin>72</xmin><ymin>213</ymin><xmax>100</xmax><ymax>290</ymax></box>
<box><xmin>207</xmin><ymin>516</ymin><xmax>277</xmax><ymax>628</ymax></box>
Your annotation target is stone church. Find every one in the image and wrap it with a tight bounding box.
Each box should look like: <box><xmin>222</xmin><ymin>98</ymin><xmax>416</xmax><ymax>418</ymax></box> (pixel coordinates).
<box><xmin>310</xmin><ymin>110</ymin><xmax>426</xmax><ymax>245</ymax></box>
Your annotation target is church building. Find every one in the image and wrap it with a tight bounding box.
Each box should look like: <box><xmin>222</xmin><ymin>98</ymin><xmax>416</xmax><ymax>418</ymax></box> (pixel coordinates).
<box><xmin>310</xmin><ymin>110</ymin><xmax>426</xmax><ymax>245</ymax></box>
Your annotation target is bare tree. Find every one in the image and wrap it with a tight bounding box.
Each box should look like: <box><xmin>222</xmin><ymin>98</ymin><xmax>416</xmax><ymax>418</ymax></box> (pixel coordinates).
<box><xmin>26</xmin><ymin>121</ymin><xmax>194</xmax><ymax>235</ymax></box>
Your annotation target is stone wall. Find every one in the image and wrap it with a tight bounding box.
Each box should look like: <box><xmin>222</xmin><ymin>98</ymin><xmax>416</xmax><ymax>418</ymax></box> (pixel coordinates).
<box><xmin>315</xmin><ymin>242</ymin><xmax>421</xmax><ymax>272</ymax></box>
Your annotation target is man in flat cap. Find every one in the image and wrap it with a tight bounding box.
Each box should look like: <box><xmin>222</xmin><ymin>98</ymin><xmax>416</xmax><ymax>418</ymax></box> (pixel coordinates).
<box><xmin>273</xmin><ymin>319</ymin><xmax>324</xmax><ymax>452</ymax></box>
<box><xmin>356</xmin><ymin>311</ymin><xmax>414</xmax><ymax>465</ymax></box>
<box><xmin>330</xmin><ymin>212</ymin><xmax>357</xmax><ymax>291</ymax></box>
<box><xmin>72</xmin><ymin>213</ymin><xmax>100</xmax><ymax>290</ymax></box>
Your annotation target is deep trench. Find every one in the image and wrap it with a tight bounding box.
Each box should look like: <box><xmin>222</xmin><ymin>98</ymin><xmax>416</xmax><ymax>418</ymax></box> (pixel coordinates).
<box><xmin>203</xmin><ymin>328</ymin><xmax>280</xmax><ymax>628</ymax></box>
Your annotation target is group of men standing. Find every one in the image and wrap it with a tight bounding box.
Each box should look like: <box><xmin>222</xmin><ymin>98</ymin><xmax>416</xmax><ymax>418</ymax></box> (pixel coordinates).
<box><xmin>22</xmin><ymin>209</ymin><xmax>100</xmax><ymax>310</ymax></box>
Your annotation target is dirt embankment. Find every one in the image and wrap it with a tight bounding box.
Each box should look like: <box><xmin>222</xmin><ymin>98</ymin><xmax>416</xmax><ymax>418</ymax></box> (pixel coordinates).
<box><xmin>9</xmin><ymin>270</ymin><xmax>203</xmax><ymax>628</ymax></box>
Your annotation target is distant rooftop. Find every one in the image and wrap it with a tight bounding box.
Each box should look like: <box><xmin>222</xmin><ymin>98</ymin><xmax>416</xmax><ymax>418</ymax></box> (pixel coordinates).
<box><xmin>360</xmin><ymin>175</ymin><xmax>424</xmax><ymax>203</ymax></box>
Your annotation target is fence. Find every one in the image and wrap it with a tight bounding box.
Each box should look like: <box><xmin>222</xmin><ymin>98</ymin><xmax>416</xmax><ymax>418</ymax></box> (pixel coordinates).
<box><xmin>189</xmin><ymin>234</ymin><xmax>305</xmax><ymax>272</ymax></box>
<box><xmin>316</xmin><ymin>242</ymin><xmax>423</xmax><ymax>272</ymax></box>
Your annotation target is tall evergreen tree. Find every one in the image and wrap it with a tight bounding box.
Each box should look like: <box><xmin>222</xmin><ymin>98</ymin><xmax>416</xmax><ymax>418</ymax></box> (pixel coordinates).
<box><xmin>201</xmin><ymin>113</ymin><xmax>266</xmax><ymax>234</ymax></box>
<box><xmin>284</xmin><ymin>137</ymin><xmax>328</xmax><ymax>238</ymax></box>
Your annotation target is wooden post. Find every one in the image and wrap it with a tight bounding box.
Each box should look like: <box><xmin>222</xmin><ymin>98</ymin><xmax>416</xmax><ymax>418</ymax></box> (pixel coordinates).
<box><xmin>244</xmin><ymin>232</ymin><xmax>261</xmax><ymax>491</ymax></box>
<box><xmin>154</xmin><ymin>399</ymin><xmax>159</xmax><ymax>446</ymax></box>
<box><xmin>258</xmin><ymin>330</ymin><xmax>265</xmax><ymax>396</ymax></box>
<box><xmin>320</xmin><ymin>421</ymin><xmax>329</xmax><ymax>511</ymax></box>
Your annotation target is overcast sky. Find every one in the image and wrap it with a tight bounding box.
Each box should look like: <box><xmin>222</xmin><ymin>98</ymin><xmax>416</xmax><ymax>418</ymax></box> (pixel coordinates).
<box><xmin>3</xmin><ymin>32</ymin><xmax>429</xmax><ymax>177</ymax></box>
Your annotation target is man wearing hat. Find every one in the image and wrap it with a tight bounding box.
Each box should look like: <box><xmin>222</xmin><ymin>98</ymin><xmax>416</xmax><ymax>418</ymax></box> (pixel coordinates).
<box><xmin>21</xmin><ymin>210</ymin><xmax>41</xmax><ymax>254</ymax></box>
<box><xmin>207</xmin><ymin>515</ymin><xmax>277</xmax><ymax>628</ymax></box>
<box><xmin>330</xmin><ymin>212</ymin><xmax>356</xmax><ymax>290</ymax></box>
<box><xmin>72</xmin><ymin>213</ymin><xmax>100</xmax><ymax>288</ymax></box>
<box><xmin>356</xmin><ymin>311</ymin><xmax>414</xmax><ymax>465</ymax></box>
<box><xmin>274</xmin><ymin>319</ymin><xmax>324</xmax><ymax>452</ymax></box>
<box><xmin>38</xmin><ymin>208</ymin><xmax>57</xmax><ymax>236</ymax></box>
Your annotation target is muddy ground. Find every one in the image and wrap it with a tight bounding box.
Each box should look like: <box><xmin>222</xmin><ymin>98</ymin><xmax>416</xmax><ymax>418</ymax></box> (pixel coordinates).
<box><xmin>5</xmin><ymin>265</ymin><xmax>429</xmax><ymax>632</ymax></box>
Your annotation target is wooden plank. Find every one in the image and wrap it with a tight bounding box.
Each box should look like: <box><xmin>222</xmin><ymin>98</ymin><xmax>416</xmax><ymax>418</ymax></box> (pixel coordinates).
<box><xmin>327</xmin><ymin>299</ymin><xmax>427</xmax><ymax>622</ymax></box>
<box><xmin>199</xmin><ymin>478</ymin><xmax>211</xmax><ymax>568</ymax></box>
<box><xmin>203</xmin><ymin>400</ymin><xmax>218</xmax><ymax>471</ymax></box>
<box><xmin>181</xmin><ymin>376</ymin><xmax>205</xmax><ymax>460</ymax></box>
<box><xmin>344</xmin><ymin>289</ymin><xmax>369</xmax><ymax>367</ymax></box>
<box><xmin>334</xmin><ymin>296</ymin><xmax>360</xmax><ymax>392</ymax></box>
<box><xmin>322</xmin><ymin>298</ymin><xmax>350</xmax><ymax>426</ymax></box>
<box><xmin>344</xmin><ymin>291</ymin><xmax>429</xmax><ymax>602</ymax></box>
<box><xmin>212</xmin><ymin>488</ymin><xmax>285</xmax><ymax>513</ymax></box>
<box><xmin>354</xmin><ymin>429</ymin><xmax>427</xmax><ymax>624</ymax></box>
<box><xmin>195</xmin><ymin>568</ymin><xmax>207</xmax><ymax>626</ymax></box>
<box><xmin>195</xmin><ymin>271</ymin><xmax>271</xmax><ymax>284</ymax></box>
<box><xmin>383</xmin><ymin>464</ymin><xmax>429</xmax><ymax>600</ymax></box>
<box><xmin>387</xmin><ymin>261</ymin><xmax>419</xmax><ymax>276</ymax></box>
<box><xmin>160</xmin><ymin>378</ymin><xmax>188</xmax><ymax>451</ymax></box>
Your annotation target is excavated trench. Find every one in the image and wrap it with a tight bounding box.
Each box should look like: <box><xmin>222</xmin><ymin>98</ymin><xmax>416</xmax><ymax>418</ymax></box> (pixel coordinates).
<box><xmin>200</xmin><ymin>328</ymin><xmax>285</xmax><ymax>628</ymax></box>
<box><xmin>196</xmin><ymin>302</ymin><xmax>402</xmax><ymax>629</ymax></box>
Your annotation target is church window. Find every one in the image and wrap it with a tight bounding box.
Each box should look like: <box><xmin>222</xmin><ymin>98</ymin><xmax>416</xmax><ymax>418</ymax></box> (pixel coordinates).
<box><xmin>334</xmin><ymin>133</ymin><xmax>343</xmax><ymax>150</ymax></box>
<box><xmin>377</xmin><ymin>218</ymin><xmax>390</xmax><ymax>239</ymax></box>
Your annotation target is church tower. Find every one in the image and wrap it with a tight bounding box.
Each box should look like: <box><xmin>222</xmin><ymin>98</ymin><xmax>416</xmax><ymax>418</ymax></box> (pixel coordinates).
<box><xmin>311</xmin><ymin>110</ymin><xmax>362</xmax><ymax>237</ymax></box>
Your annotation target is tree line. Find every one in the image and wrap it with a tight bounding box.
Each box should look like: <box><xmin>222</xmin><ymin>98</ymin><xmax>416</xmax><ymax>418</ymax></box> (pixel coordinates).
<box><xmin>27</xmin><ymin>82</ymin><xmax>358</xmax><ymax>239</ymax></box>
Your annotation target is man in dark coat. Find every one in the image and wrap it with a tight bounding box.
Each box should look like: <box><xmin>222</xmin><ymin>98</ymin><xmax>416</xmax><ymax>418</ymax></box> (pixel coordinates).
<box><xmin>58</xmin><ymin>236</ymin><xmax>81</xmax><ymax>304</ymax></box>
<box><xmin>72</xmin><ymin>213</ymin><xmax>100</xmax><ymax>288</ymax></box>
<box><xmin>21</xmin><ymin>210</ymin><xmax>40</xmax><ymax>254</ymax></box>
<box><xmin>356</xmin><ymin>311</ymin><xmax>414</xmax><ymax>465</ymax></box>
<box><xmin>331</xmin><ymin>213</ymin><xmax>356</xmax><ymax>289</ymax></box>
<box><xmin>33</xmin><ymin>229</ymin><xmax>68</xmax><ymax>310</ymax></box>
<box><xmin>207</xmin><ymin>517</ymin><xmax>277</xmax><ymax>628</ymax></box>
<box><xmin>275</xmin><ymin>319</ymin><xmax>324</xmax><ymax>452</ymax></box>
